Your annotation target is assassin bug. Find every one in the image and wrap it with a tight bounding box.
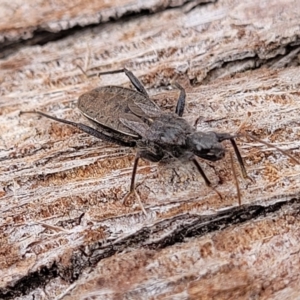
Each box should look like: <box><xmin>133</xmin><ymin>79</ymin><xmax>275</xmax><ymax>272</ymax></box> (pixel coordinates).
<box><xmin>21</xmin><ymin>68</ymin><xmax>298</xmax><ymax>214</ymax></box>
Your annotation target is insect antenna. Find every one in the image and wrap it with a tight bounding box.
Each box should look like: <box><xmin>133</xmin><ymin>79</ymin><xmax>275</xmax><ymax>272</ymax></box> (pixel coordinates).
<box><xmin>241</xmin><ymin>132</ymin><xmax>300</xmax><ymax>164</ymax></box>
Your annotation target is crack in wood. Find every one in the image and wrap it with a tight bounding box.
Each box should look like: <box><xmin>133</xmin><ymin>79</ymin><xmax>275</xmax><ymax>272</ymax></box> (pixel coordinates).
<box><xmin>1</xmin><ymin>196</ymin><xmax>299</xmax><ymax>299</ymax></box>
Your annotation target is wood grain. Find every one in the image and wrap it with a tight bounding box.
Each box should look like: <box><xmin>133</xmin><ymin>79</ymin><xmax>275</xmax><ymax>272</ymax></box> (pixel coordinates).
<box><xmin>1</xmin><ymin>0</ymin><xmax>300</xmax><ymax>299</ymax></box>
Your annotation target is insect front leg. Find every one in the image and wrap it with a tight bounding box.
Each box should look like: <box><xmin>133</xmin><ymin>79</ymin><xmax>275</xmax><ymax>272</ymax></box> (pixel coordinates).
<box><xmin>215</xmin><ymin>133</ymin><xmax>249</xmax><ymax>205</ymax></box>
<box><xmin>215</xmin><ymin>133</ymin><xmax>248</xmax><ymax>179</ymax></box>
<box><xmin>191</xmin><ymin>158</ymin><xmax>211</xmax><ymax>186</ymax></box>
<box><xmin>192</xmin><ymin>158</ymin><xmax>222</xmax><ymax>200</ymax></box>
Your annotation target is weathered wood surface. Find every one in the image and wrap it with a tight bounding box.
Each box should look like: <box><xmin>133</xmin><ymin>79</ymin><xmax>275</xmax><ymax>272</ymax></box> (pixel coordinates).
<box><xmin>0</xmin><ymin>0</ymin><xmax>212</xmax><ymax>58</ymax></box>
<box><xmin>1</xmin><ymin>0</ymin><xmax>300</xmax><ymax>299</ymax></box>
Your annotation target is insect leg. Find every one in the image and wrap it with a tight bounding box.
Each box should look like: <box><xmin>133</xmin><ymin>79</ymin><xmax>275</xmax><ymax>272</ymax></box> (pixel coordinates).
<box><xmin>229</xmin><ymin>151</ymin><xmax>242</xmax><ymax>206</ymax></box>
<box><xmin>123</xmin><ymin>68</ymin><xmax>149</xmax><ymax>97</ymax></box>
<box><xmin>192</xmin><ymin>158</ymin><xmax>211</xmax><ymax>186</ymax></box>
<box><xmin>216</xmin><ymin>133</ymin><xmax>248</xmax><ymax>179</ymax></box>
<box><xmin>128</xmin><ymin>153</ymin><xmax>140</xmax><ymax>194</ymax></box>
<box><xmin>20</xmin><ymin>111</ymin><xmax>136</xmax><ymax>147</ymax></box>
<box><xmin>173</xmin><ymin>82</ymin><xmax>186</xmax><ymax>117</ymax></box>
<box><xmin>123</xmin><ymin>146</ymin><xmax>164</xmax><ymax>214</ymax></box>
<box><xmin>229</xmin><ymin>138</ymin><xmax>248</xmax><ymax>179</ymax></box>
<box><xmin>138</xmin><ymin>149</ymin><xmax>164</xmax><ymax>162</ymax></box>
<box><xmin>92</xmin><ymin>67</ymin><xmax>149</xmax><ymax>96</ymax></box>
<box><xmin>123</xmin><ymin>153</ymin><xmax>147</xmax><ymax>215</ymax></box>
<box><xmin>192</xmin><ymin>158</ymin><xmax>222</xmax><ymax>199</ymax></box>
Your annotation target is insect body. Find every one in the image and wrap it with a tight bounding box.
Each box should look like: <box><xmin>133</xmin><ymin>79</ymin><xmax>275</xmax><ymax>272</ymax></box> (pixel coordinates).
<box><xmin>21</xmin><ymin>69</ymin><xmax>248</xmax><ymax>214</ymax></box>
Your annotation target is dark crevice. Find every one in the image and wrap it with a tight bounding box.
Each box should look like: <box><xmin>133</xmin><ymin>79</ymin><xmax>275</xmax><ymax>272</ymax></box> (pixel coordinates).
<box><xmin>0</xmin><ymin>263</ymin><xmax>59</xmax><ymax>299</ymax></box>
<box><xmin>0</xmin><ymin>0</ymin><xmax>208</xmax><ymax>59</ymax></box>
<box><xmin>192</xmin><ymin>43</ymin><xmax>300</xmax><ymax>85</ymax></box>
<box><xmin>0</xmin><ymin>7</ymin><xmax>158</xmax><ymax>59</ymax></box>
<box><xmin>1</xmin><ymin>196</ymin><xmax>299</xmax><ymax>299</ymax></box>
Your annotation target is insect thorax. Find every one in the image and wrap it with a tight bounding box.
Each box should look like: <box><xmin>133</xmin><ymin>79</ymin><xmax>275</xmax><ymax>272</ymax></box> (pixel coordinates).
<box><xmin>136</xmin><ymin>113</ymin><xmax>194</xmax><ymax>162</ymax></box>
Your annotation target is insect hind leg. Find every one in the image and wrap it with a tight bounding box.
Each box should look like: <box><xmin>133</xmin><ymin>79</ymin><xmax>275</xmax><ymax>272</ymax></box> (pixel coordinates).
<box><xmin>20</xmin><ymin>111</ymin><xmax>136</xmax><ymax>147</ymax></box>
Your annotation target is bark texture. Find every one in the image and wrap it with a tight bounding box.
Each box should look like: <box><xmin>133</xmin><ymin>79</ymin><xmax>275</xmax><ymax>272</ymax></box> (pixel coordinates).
<box><xmin>1</xmin><ymin>0</ymin><xmax>300</xmax><ymax>299</ymax></box>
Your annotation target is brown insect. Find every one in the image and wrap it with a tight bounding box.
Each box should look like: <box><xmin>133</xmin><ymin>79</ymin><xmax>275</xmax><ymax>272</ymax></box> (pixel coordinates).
<box><xmin>21</xmin><ymin>68</ymin><xmax>298</xmax><ymax>214</ymax></box>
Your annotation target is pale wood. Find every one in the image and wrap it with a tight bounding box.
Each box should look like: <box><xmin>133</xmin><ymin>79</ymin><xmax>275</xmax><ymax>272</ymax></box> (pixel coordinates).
<box><xmin>0</xmin><ymin>0</ymin><xmax>212</xmax><ymax>46</ymax></box>
<box><xmin>1</xmin><ymin>0</ymin><xmax>300</xmax><ymax>299</ymax></box>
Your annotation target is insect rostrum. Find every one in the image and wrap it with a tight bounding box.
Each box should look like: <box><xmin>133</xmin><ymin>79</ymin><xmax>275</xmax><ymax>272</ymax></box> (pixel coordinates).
<box><xmin>21</xmin><ymin>68</ymin><xmax>248</xmax><ymax>214</ymax></box>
